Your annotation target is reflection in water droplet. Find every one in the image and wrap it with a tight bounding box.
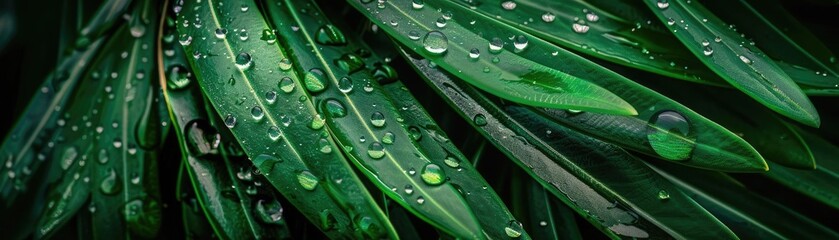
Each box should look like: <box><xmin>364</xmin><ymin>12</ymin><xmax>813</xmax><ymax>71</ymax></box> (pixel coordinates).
<box><xmin>420</xmin><ymin>163</ymin><xmax>446</xmax><ymax>186</ymax></box>
<box><xmin>646</xmin><ymin>110</ymin><xmax>695</xmax><ymax>161</ymax></box>
<box><xmin>367</xmin><ymin>142</ymin><xmax>385</xmax><ymax>159</ymax></box>
<box><xmin>305</xmin><ymin>68</ymin><xmax>328</xmax><ymax>93</ymax></box>
<box><xmin>338</xmin><ymin>77</ymin><xmax>354</xmax><ymax>93</ymax></box>
<box><xmin>278</xmin><ymin>58</ymin><xmax>292</xmax><ymax>71</ymax></box>
<box><xmin>382</xmin><ymin>132</ymin><xmax>395</xmax><ymax>144</ymax></box>
<box><xmin>370</xmin><ymin>112</ymin><xmax>386</xmax><ymax>127</ymax></box>
<box><xmin>297</xmin><ymin>170</ymin><xmax>319</xmax><ymax>190</ymax></box>
<box><xmin>505</xmin><ymin>220</ymin><xmax>523</xmax><ymax>238</ymax></box>
<box><xmin>422</xmin><ymin>31</ymin><xmax>448</xmax><ymax>55</ymax></box>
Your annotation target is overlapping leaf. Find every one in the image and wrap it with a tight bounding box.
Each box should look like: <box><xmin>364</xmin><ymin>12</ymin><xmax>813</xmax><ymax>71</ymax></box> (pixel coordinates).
<box><xmin>642</xmin><ymin>0</ymin><xmax>819</xmax><ymax>126</ymax></box>
<box><xmin>764</xmin><ymin>127</ymin><xmax>839</xmax><ymax>210</ymax></box>
<box><xmin>347</xmin><ymin>0</ymin><xmax>637</xmax><ymax>115</ymax></box>
<box><xmin>400</xmin><ymin>48</ymin><xmax>735</xmax><ymax>239</ymax></box>
<box><xmin>174</xmin><ymin>0</ymin><xmax>393</xmax><ymax>238</ymax></box>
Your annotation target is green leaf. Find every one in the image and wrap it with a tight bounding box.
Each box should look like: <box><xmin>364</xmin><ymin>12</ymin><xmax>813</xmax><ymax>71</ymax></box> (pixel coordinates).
<box><xmin>161</xmin><ymin>32</ymin><xmax>291</xmax><ymax>239</ymax></box>
<box><xmin>346</xmin><ymin>0</ymin><xmax>637</xmax><ymax>115</ymax></box>
<box><xmin>401</xmin><ymin>48</ymin><xmax>736</xmax><ymax>239</ymax></box>
<box><xmin>264</xmin><ymin>0</ymin><xmax>478</xmax><ymax>237</ymax></box>
<box><xmin>177</xmin><ymin>163</ymin><xmax>217</xmax><ymax>239</ymax></box>
<box><xmin>704</xmin><ymin>0</ymin><xmax>839</xmax><ymax>95</ymax></box>
<box><xmin>453</xmin><ymin>0</ymin><xmax>726</xmax><ymax>86</ymax></box>
<box><xmin>644</xmin><ymin>82</ymin><xmax>815</xmax><ymax>169</ymax></box>
<box><xmin>175</xmin><ymin>0</ymin><xmax>392</xmax><ymax>238</ymax></box>
<box><xmin>521</xmin><ymin>178</ymin><xmax>582</xmax><ymax>240</ymax></box>
<box><xmin>649</xmin><ymin>162</ymin><xmax>839</xmax><ymax>239</ymax></box>
<box><xmin>643</xmin><ymin>0</ymin><xmax>820</xmax><ymax>126</ymax></box>
<box><xmin>35</xmin><ymin>0</ymin><xmax>165</xmax><ymax>237</ymax></box>
<box><xmin>764</xmin><ymin>127</ymin><xmax>839</xmax><ymax>210</ymax></box>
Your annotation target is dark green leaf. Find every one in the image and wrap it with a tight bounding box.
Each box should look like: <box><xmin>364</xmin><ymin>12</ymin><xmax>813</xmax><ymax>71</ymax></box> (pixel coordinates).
<box><xmin>643</xmin><ymin>0</ymin><xmax>820</xmax><ymax>126</ymax></box>
<box><xmin>175</xmin><ymin>0</ymin><xmax>392</xmax><ymax>238</ymax></box>
<box><xmin>347</xmin><ymin>0</ymin><xmax>638</xmax><ymax>115</ymax></box>
<box><xmin>401</xmin><ymin>47</ymin><xmax>735</xmax><ymax>239</ymax></box>
<box><xmin>764</xmin><ymin>127</ymin><xmax>839</xmax><ymax>210</ymax></box>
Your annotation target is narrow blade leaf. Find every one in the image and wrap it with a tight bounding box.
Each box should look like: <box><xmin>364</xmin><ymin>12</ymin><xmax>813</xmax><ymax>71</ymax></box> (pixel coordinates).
<box><xmin>643</xmin><ymin>0</ymin><xmax>820</xmax><ymax>126</ymax></box>
<box><xmin>347</xmin><ymin>0</ymin><xmax>637</xmax><ymax>115</ymax></box>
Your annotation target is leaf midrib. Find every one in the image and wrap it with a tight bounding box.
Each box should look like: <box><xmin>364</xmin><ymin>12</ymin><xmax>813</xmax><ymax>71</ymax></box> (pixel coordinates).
<box><xmin>286</xmin><ymin>0</ymin><xmax>473</xmax><ymax>233</ymax></box>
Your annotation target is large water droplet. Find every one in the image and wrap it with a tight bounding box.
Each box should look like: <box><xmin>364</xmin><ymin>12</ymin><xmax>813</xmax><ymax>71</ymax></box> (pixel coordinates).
<box><xmin>323</xmin><ymin>99</ymin><xmax>347</xmax><ymax>118</ymax></box>
<box><xmin>279</xmin><ymin>77</ymin><xmax>295</xmax><ymax>93</ymax></box>
<box><xmin>370</xmin><ymin>112</ymin><xmax>386</xmax><ymax>127</ymax></box>
<box><xmin>255</xmin><ymin>199</ymin><xmax>284</xmax><ymax>224</ymax></box>
<box><xmin>489</xmin><ymin>37</ymin><xmax>504</xmax><ymax>53</ymax></box>
<box><xmin>100</xmin><ymin>168</ymin><xmax>121</xmax><ymax>195</ymax></box>
<box><xmin>235</xmin><ymin>52</ymin><xmax>253</xmax><ymax>70</ymax></box>
<box><xmin>473</xmin><ymin>114</ymin><xmax>487</xmax><ymax>126</ymax></box>
<box><xmin>297</xmin><ymin>170</ymin><xmax>318</xmax><ymax>190</ymax></box>
<box><xmin>505</xmin><ymin>220</ymin><xmax>523</xmax><ymax>238</ymax></box>
<box><xmin>335</xmin><ymin>53</ymin><xmax>365</xmax><ymax>74</ymax></box>
<box><xmin>304</xmin><ymin>68</ymin><xmax>328</xmax><ymax>93</ymax></box>
<box><xmin>513</xmin><ymin>35</ymin><xmax>528</xmax><ymax>52</ymax></box>
<box><xmin>338</xmin><ymin>77</ymin><xmax>354</xmax><ymax>93</ymax></box>
<box><xmin>420</xmin><ymin>163</ymin><xmax>446</xmax><ymax>186</ymax></box>
<box><xmin>367</xmin><ymin>142</ymin><xmax>385</xmax><ymax>159</ymax></box>
<box><xmin>185</xmin><ymin>120</ymin><xmax>221</xmax><ymax>157</ymax></box>
<box><xmin>166</xmin><ymin>65</ymin><xmax>192</xmax><ymax>90</ymax></box>
<box><xmin>422</xmin><ymin>31</ymin><xmax>448</xmax><ymax>55</ymax></box>
<box><xmin>251</xmin><ymin>106</ymin><xmax>264</xmax><ymax>120</ymax></box>
<box><xmin>646</xmin><ymin>110</ymin><xmax>695</xmax><ymax>161</ymax></box>
<box><xmin>268</xmin><ymin>126</ymin><xmax>281</xmax><ymax>141</ymax></box>
<box><xmin>60</xmin><ymin>147</ymin><xmax>79</xmax><ymax>170</ymax></box>
<box><xmin>315</xmin><ymin>24</ymin><xmax>347</xmax><ymax>46</ymax></box>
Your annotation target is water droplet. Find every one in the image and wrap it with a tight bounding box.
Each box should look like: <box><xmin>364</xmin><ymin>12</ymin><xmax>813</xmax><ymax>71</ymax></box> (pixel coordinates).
<box><xmin>572</xmin><ymin>23</ymin><xmax>590</xmax><ymax>33</ymax></box>
<box><xmin>468</xmin><ymin>48</ymin><xmax>480</xmax><ymax>60</ymax></box>
<box><xmin>422</xmin><ymin>31</ymin><xmax>448</xmax><ymax>55</ymax></box>
<box><xmin>100</xmin><ymin>168</ymin><xmax>121</xmax><ymax>195</ymax></box>
<box><xmin>505</xmin><ymin>220</ymin><xmax>523</xmax><ymax>238</ymax></box>
<box><xmin>224</xmin><ymin>115</ymin><xmax>237</xmax><ymax>129</ymax></box>
<box><xmin>703</xmin><ymin>46</ymin><xmax>713</xmax><ymax>56</ymax></box>
<box><xmin>501</xmin><ymin>1</ymin><xmax>517</xmax><ymax>10</ymax></box>
<box><xmin>280</xmin><ymin>115</ymin><xmax>292</xmax><ymax>127</ymax></box>
<box><xmin>667</xmin><ymin>18</ymin><xmax>676</xmax><ymax>26</ymax></box>
<box><xmin>214</xmin><ymin>28</ymin><xmax>228</xmax><ymax>39</ymax></box>
<box><xmin>646</xmin><ymin>110</ymin><xmax>695</xmax><ymax>161</ymax></box>
<box><xmin>268</xmin><ymin>126</ymin><xmax>281</xmax><ymax>141</ymax></box>
<box><xmin>98</xmin><ymin>149</ymin><xmax>109</xmax><ymax>164</ymax></box>
<box><xmin>279</xmin><ymin>77</ymin><xmax>295</xmax><ymax>93</ymax></box>
<box><xmin>408</xmin><ymin>30</ymin><xmax>421</xmax><ymax>40</ymax></box>
<box><xmin>656</xmin><ymin>0</ymin><xmax>670</xmax><ymax>9</ymax></box>
<box><xmin>251</xmin><ymin>106</ymin><xmax>264</xmax><ymax>120</ymax></box>
<box><xmin>513</xmin><ymin>35</ymin><xmax>528</xmax><ymax>52</ymax></box>
<box><xmin>235</xmin><ymin>52</ymin><xmax>253</xmax><ymax>70</ymax></box>
<box><xmin>178</xmin><ymin>34</ymin><xmax>192</xmax><ymax>46</ymax></box>
<box><xmin>420</xmin><ymin>163</ymin><xmax>446</xmax><ymax>186</ymax></box>
<box><xmin>309</xmin><ymin>114</ymin><xmax>325</xmax><ymax>130</ymax></box>
<box><xmin>473</xmin><ymin>114</ymin><xmax>487</xmax><ymax>126</ymax></box>
<box><xmin>318</xmin><ymin>138</ymin><xmax>333</xmax><ymax>154</ymax></box>
<box><xmin>337</xmin><ymin>77</ymin><xmax>354</xmax><ymax>93</ymax></box>
<box><xmin>166</xmin><ymin>65</ymin><xmax>192</xmax><ymax>90</ymax></box>
<box><xmin>444</xmin><ymin>156</ymin><xmax>460</xmax><ymax>168</ymax></box>
<box><xmin>238</xmin><ymin>30</ymin><xmax>249</xmax><ymax>41</ymax></box>
<box><xmin>255</xmin><ymin>199</ymin><xmax>284</xmax><ymax>224</ymax></box>
<box><xmin>435</xmin><ymin>17</ymin><xmax>447</xmax><ymax>28</ymax></box>
<box><xmin>304</xmin><ymin>68</ymin><xmax>328</xmax><ymax>93</ymax></box>
<box><xmin>315</xmin><ymin>24</ymin><xmax>347</xmax><ymax>46</ymax></box>
<box><xmin>542</xmin><ymin>12</ymin><xmax>556</xmax><ymax>23</ymax></box>
<box><xmin>60</xmin><ymin>147</ymin><xmax>79</xmax><ymax>170</ymax></box>
<box><xmin>261</xmin><ymin>29</ymin><xmax>277</xmax><ymax>44</ymax></box>
<box><xmin>320</xmin><ymin>209</ymin><xmax>337</xmax><ymax>230</ymax></box>
<box><xmin>265</xmin><ymin>91</ymin><xmax>277</xmax><ymax>104</ymax></box>
<box><xmin>367</xmin><ymin>142</ymin><xmax>385</xmax><ymax>159</ymax></box>
<box><xmin>739</xmin><ymin>55</ymin><xmax>752</xmax><ymax>65</ymax></box>
<box><xmin>412</xmin><ymin>0</ymin><xmax>424</xmax><ymax>9</ymax></box>
<box><xmin>489</xmin><ymin>37</ymin><xmax>504</xmax><ymax>53</ymax></box>
<box><xmin>278</xmin><ymin>58</ymin><xmax>293</xmax><ymax>71</ymax></box>
<box><xmin>370</xmin><ymin>112</ymin><xmax>386</xmax><ymax>127</ymax></box>
<box><xmin>416</xmin><ymin>196</ymin><xmax>425</xmax><ymax>205</ymax></box>
<box><xmin>335</xmin><ymin>53</ymin><xmax>365</xmax><ymax>74</ymax></box>
<box><xmin>701</xmin><ymin>40</ymin><xmax>710</xmax><ymax>47</ymax></box>
<box><xmin>407</xmin><ymin>168</ymin><xmax>417</xmax><ymax>175</ymax></box>
<box><xmin>297</xmin><ymin>170</ymin><xmax>318</xmax><ymax>190</ymax></box>
<box><xmin>408</xmin><ymin>126</ymin><xmax>422</xmax><ymax>140</ymax></box>
<box><xmin>586</xmin><ymin>12</ymin><xmax>600</xmax><ymax>22</ymax></box>
<box><xmin>185</xmin><ymin>120</ymin><xmax>221</xmax><ymax>157</ymax></box>
<box><xmin>382</xmin><ymin>132</ymin><xmax>395</xmax><ymax>144</ymax></box>
<box><xmin>658</xmin><ymin>189</ymin><xmax>670</xmax><ymax>200</ymax></box>
<box><xmin>316</xmin><ymin>100</ymin><xmax>346</xmax><ymax>121</ymax></box>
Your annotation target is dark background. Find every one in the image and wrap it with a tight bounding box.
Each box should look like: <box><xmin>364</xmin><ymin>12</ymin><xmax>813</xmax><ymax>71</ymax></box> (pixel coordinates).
<box><xmin>1</xmin><ymin>0</ymin><xmax>838</xmax><ymax>239</ymax></box>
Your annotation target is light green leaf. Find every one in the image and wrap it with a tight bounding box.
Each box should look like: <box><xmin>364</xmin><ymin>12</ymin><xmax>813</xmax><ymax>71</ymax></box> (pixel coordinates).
<box><xmin>265</xmin><ymin>0</ymin><xmax>477</xmax><ymax>237</ymax></box>
<box><xmin>175</xmin><ymin>0</ymin><xmax>391</xmax><ymax>238</ymax></box>
<box><xmin>402</xmin><ymin>48</ymin><xmax>736</xmax><ymax>239</ymax></box>
<box><xmin>643</xmin><ymin>0</ymin><xmax>820</xmax><ymax>126</ymax></box>
<box><xmin>347</xmin><ymin>0</ymin><xmax>637</xmax><ymax>115</ymax></box>
<box><xmin>454</xmin><ymin>0</ymin><xmax>726</xmax><ymax>86</ymax></box>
